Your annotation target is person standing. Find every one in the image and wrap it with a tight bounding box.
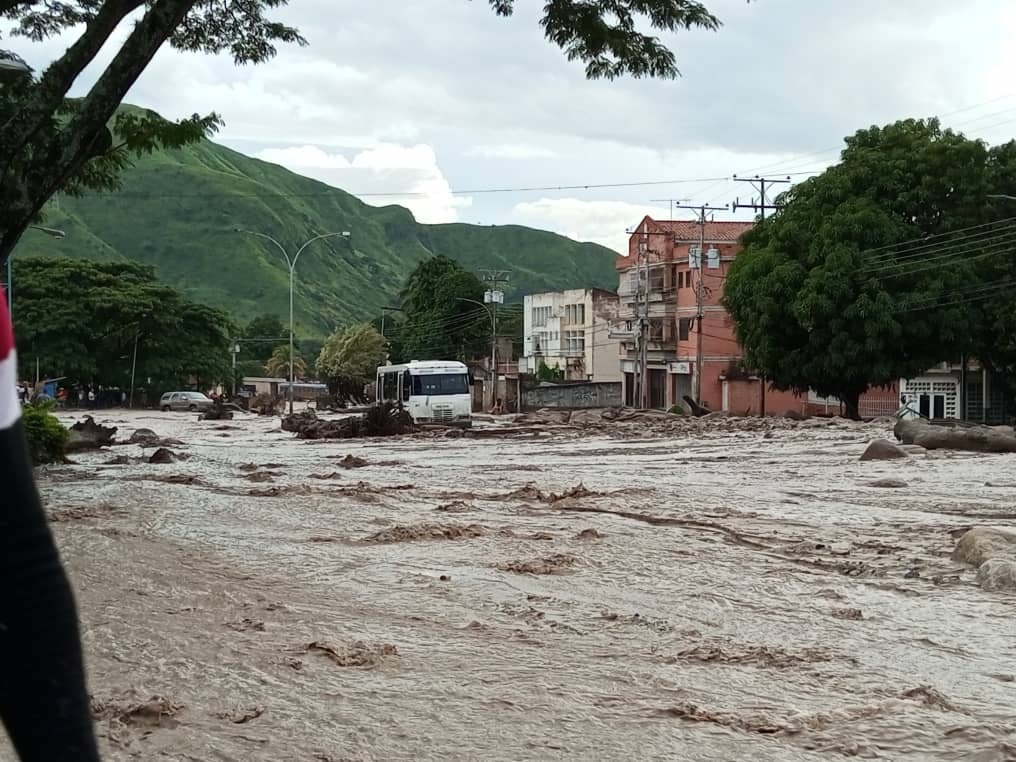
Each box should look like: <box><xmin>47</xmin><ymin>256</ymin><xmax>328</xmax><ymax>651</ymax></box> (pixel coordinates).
<box><xmin>0</xmin><ymin>290</ymin><xmax>100</xmax><ymax>759</ymax></box>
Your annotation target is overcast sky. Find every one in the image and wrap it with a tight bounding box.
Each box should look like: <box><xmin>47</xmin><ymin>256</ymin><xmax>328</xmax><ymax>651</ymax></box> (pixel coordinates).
<box><xmin>6</xmin><ymin>0</ymin><xmax>1016</xmax><ymax>252</ymax></box>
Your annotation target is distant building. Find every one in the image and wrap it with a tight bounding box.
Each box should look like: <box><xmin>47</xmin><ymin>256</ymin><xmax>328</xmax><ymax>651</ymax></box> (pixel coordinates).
<box><xmin>617</xmin><ymin>216</ymin><xmax>804</xmax><ymax>413</ymax></box>
<box><xmin>519</xmin><ymin>288</ymin><xmax>621</xmax><ymax>382</ymax></box>
<box><xmin>240</xmin><ymin>376</ymin><xmax>286</xmax><ymax>397</ymax></box>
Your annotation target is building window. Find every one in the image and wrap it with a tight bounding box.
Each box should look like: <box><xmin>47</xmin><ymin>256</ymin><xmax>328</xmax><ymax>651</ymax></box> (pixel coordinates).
<box><xmin>564</xmin><ymin>329</ymin><xmax>585</xmax><ymax>355</ymax></box>
<box><xmin>532</xmin><ymin>306</ymin><xmax>552</xmax><ymax>327</ymax></box>
<box><xmin>563</xmin><ymin>303</ymin><xmax>586</xmax><ymax>326</ymax></box>
<box><xmin>649</xmin><ymin>267</ymin><xmax>664</xmax><ymax>292</ymax></box>
<box><xmin>679</xmin><ymin>317</ymin><xmax>691</xmax><ymax>341</ymax></box>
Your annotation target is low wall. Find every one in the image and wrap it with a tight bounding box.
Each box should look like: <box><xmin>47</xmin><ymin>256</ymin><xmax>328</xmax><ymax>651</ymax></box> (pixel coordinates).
<box><xmin>523</xmin><ymin>382</ymin><xmax>622</xmax><ymax>409</ymax></box>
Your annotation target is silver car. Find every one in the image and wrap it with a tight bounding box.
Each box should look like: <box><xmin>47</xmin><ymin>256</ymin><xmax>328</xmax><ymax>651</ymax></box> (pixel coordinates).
<box><xmin>160</xmin><ymin>391</ymin><xmax>214</xmax><ymax>412</ymax></box>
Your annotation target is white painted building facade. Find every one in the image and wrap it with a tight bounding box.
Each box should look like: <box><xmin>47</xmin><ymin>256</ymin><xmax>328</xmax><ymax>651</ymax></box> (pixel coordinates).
<box><xmin>519</xmin><ymin>288</ymin><xmax>621</xmax><ymax>381</ymax></box>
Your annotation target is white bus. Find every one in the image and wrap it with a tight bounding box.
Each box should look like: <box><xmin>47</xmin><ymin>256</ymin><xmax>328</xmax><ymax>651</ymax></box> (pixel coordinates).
<box><xmin>376</xmin><ymin>360</ymin><xmax>472</xmax><ymax>426</ymax></box>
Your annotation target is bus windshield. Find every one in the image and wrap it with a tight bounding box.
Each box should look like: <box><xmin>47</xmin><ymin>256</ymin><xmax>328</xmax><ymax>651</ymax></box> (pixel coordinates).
<box><xmin>412</xmin><ymin>373</ymin><xmax>469</xmax><ymax>396</ymax></box>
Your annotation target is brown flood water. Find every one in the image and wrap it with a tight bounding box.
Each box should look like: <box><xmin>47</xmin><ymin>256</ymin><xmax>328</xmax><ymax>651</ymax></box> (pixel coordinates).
<box><xmin>6</xmin><ymin>410</ymin><xmax>1016</xmax><ymax>761</ymax></box>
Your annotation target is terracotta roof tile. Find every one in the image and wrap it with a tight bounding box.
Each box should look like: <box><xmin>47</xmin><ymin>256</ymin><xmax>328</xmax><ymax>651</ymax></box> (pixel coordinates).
<box><xmin>645</xmin><ymin>218</ymin><xmax>753</xmax><ymax>243</ymax></box>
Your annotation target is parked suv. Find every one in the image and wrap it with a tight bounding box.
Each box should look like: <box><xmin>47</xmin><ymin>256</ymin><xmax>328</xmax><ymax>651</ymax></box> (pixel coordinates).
<box><xmin>160</xmin><ymin>391</ymin><xmax>214</xmax><ymax>412</ymax></box>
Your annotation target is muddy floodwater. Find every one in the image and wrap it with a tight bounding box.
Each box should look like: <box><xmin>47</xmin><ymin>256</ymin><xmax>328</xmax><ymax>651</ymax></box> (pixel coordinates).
<box><xmin>7</xmin><ymin>410</ymin><xmax>1016</xmax><ymax>761</ymax></box>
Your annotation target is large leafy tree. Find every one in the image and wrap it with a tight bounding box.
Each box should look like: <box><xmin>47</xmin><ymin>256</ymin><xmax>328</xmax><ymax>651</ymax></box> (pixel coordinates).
<box><xmin>724</xmin><ymin>118</ymin><xmax>1016</xmax><ymax>418</ymax></box>
<box><xmin>395</xmin><ymin>255</ymin><xmax>490</xmax><ymax>362</ymax></box>
<box><xmin>316</xmin><ymin>323</ymin><xmax>386</xmax><ymax>400</ymax></box>
<box><xmin>0</xmin><ymin>0</ymin><xmax>735</xmax><ymax>262</ymax></box>
<box><xmin>12</xmin><ymin>257</ymin><xmax>232</xmax><ymax>389</ymax></box>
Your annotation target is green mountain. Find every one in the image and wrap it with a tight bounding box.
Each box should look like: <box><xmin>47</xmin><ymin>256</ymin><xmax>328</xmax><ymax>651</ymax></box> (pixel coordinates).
<box><xmin>12</xmin><ymin>111</ymin><xmax>619</xmax><ymax>336</ymax></box>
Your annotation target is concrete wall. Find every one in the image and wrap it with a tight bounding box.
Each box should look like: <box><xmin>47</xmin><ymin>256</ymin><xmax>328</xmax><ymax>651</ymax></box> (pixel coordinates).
<box><xmin>523</xmin><ymin>382</ymin><xmax>622</xmax><ymax>409</ymax></box>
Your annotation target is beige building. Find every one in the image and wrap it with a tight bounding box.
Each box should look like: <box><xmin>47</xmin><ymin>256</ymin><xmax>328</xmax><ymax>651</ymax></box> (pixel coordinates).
<box><xmin>519</xmin><ymin>288</ymin><xmax>621</xmax><ymax>381</ymax></box>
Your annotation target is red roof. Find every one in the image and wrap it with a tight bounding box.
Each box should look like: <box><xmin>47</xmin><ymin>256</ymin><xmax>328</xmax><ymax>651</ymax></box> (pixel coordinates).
<box><xmin>641</xmin><ymin>217</ymin><xmax>753</xmax><ymax>243</ymax></box>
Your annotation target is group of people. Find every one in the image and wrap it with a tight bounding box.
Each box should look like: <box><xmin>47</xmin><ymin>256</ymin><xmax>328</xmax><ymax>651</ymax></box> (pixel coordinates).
<box><xmin>15</xmin><ymin>383</ymin><xmax>127</xmax><ymax>408</ymax></box>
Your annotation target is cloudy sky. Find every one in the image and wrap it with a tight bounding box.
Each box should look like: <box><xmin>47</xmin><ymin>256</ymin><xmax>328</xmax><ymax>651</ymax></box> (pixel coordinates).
<box><xmin>6</xmin><ymin>0</ymin><xmax>1016</xmax><ymax>252</ymax></box>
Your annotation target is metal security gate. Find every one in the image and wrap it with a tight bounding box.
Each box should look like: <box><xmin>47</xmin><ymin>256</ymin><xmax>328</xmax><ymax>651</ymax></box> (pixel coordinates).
<box><xmin>902</xmin><ymin>377</ymin><xmax>959</xmax><ymax>420</ymax></box>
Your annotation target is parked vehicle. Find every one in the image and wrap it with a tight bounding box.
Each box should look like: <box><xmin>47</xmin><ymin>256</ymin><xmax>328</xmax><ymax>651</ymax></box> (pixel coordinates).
<box><xmin>376</xmin><ymin>360</ymin><xmax>472</xmax><ymax>426</ymax></box>
<box><xmin>160</xmin><ymin>391</ymin><xmax>214</xmax><ymax>412</ymax></box>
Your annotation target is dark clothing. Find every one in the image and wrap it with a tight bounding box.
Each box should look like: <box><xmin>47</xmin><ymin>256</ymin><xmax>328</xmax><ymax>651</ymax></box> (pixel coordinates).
<box><xmin>1</xmin><ymin>292</ymin><xmax>99</xmax><ymax>759</ymax></box>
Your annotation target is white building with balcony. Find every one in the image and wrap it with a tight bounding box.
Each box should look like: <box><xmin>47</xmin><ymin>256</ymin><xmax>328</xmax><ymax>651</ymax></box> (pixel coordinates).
<box><xmin>519</xmin><ymin>288</ymin><xmax>621</xmax><ymax>381</ymax></box>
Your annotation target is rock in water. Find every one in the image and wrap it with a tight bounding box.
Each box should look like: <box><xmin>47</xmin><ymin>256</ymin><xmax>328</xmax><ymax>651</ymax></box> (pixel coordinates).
<box><xmin>866</xmin><ymin>478</ymin><xmax>909</xmax><ymax>488</ymax></box>
<box><xmin>129</xmin><ymin>428</ymin><xmax>160</xmax><ymax>445</ymax></box>
<box><xmin>977</xmin><ymin>559</ymin><xmax>1016</xmax><ymax>592</ymax></box>
<box><xmin>148</xmin><ymin>448</ymin><xmax>177</xmax><ymax>464</ymax></box>
<box><xmin>894</xmin><ymin>419</ymin><xmax>1016</xmax><ymax>453</ymax></box>
<box><xmin>952</xmin><ymin>527</ymin><xmax>1016</xmax><ymax>567</ymax></box>
<box><xmin>860</xmin><ymin>439</ymin><xmax>909</xmax><ymax>461</ymax></box>
<box><xmin>65</xmin><ymin>416</ymin><xmax>117</xmax><ymax>452</ymax></box>
<box><xmin>953</xmin><ymin>527</ymin><xmax>1016</xmax><ymax>592</ymax></box>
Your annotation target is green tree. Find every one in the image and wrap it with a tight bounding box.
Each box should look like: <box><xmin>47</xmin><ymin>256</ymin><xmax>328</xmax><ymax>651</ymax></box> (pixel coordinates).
<box><xmin>266</xmin><ymin>344</ymin><xmax>305</xmax><ymax>379</ymax></box>
<box><xmin>537</xmin><ymin>361</ymin><xmax>564</xmax><ymax>382</ymax></box>
<box><xmin>12</xmin><ymin>256</ymin><xmax>233</xmax><ymax>391</ymax></box>
<box><xmin>316</xmin><ymin>323</ymin><xmax>386</xmax><ymax>400</ymax></box>
<box><xmin>724</xmin><ymin>118</ymin><xmax>1013</xmax><ymax>418</ymax></box>
<box><xmin>1</xmin><ymin>0</ymin><xmax>733</xmax><ymax>262</ymax></box>
<box><xmin>395</xmin><ymin>255</ymin><xmax>489</xmax><ymax>362</ymax></box>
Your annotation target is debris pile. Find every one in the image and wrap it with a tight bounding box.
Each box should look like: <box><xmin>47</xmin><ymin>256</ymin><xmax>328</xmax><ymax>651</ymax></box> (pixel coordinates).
<box><xmin>65</xmin><ymin>416</ymin><xmax>117</xmax><ymax>451</ymax></box>
<box><xmin>281</xmin><ymin>402</ymin><xmax>414</xmax><ymax>440</ymax></box>
<box><xmin>363</xmin><ymin>523</ymin><xmax>485</xmax><ymax>544</ymax></box>
<box><xmin>302</xmin><ymin>640</ymin><xmax>398</xmax><ymax>667</ymax></box>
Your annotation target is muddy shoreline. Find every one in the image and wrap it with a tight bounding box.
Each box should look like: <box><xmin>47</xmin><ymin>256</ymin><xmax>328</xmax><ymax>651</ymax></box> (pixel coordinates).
<box><xmin>5</xmin><ymin>410</ymin><xmax>1016</xmax><ymax>761</ymax></box>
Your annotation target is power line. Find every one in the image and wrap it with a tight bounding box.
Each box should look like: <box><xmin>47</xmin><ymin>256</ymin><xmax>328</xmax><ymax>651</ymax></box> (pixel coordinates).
<box><xmin>859</xmin><ymin>216</ymin><xmax>1016</xmax><ymax>264</ymax></box>
<box><xmin>899</xmin><ymin>280</ymin><xmax>1016</xmax><ymax>313</ymax></box>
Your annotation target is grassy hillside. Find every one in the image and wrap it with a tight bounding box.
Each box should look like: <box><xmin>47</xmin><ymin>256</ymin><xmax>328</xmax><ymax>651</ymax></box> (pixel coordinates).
<box><xmin>12</xmin><ymin>110</ymin><xmax>618</xmax><ymax>336</ymax></box>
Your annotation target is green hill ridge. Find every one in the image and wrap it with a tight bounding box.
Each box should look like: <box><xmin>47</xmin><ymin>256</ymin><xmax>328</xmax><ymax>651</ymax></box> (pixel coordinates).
<box><xmin>12</xmin><ymin>108</ymin><xmax>619</xmax><ymax>336</ymax></box>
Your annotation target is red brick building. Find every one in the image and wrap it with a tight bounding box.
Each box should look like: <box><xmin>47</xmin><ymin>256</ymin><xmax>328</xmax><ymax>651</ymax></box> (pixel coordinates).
<box><xmin>616</xmin><ymin>216</ymin><xmax>806</xmax><ymax>414</ymax></box>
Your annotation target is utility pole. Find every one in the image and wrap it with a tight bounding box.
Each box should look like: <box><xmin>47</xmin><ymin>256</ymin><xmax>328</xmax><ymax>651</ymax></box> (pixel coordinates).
<box><xmin>634</xmin><ymin>234</ymin><xmax>649</xmax><ymax>408</ymax></box>
<box><xmin>731</xmin><ymin>175</ymin><xmax>791</xmax><ymax>220</ymax></box>
<box><xmin>650</xmin><ymin>197</ymin><xmax>690</xmax><ymax>221</ymax></box>
<box><xmin>671</xmin><ymin>203</ymin><xmax>728</xmax><ymax>407</ymax></box>
<box><xmin>479</xmin><ymin>269</ymin><xmax>511</xmax><ymax>411</ymax></box>
<box><xmin>732</xmin><ymin>176</ymin><xmax>790</xmax><ymax>415</ymax></box>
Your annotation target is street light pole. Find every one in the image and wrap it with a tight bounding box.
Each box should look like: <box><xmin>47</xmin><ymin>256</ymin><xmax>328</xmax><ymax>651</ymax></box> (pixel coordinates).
<box><xmin>237</xmin><ymin>229</ymin><xmax>350</xmax><ymax>414</ymax></box>
<box><xmin>6</xmin><ymin>225</ymin><xmax>65</xmax><ymax>319</ymax></box>
<box><xmin>457</xmin><ymin>296</ymin><xmax>499</xmax><ymax>410</ymax></box>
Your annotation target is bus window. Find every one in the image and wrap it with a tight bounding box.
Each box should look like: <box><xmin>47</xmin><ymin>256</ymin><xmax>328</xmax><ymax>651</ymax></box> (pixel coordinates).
<box><xmin>402</xmin><ymin>370</ymin><xmax>411</xmax><ymax>402</ymax></box>
<box><xmin>382</xmin><ymin>371</ymin><xmax>398</xmax><ymax>400</ymax></box>
<box><xmin>411</xmin><ymin>373</ymin><xmax>469</xmax><ymax>396</ymax></box>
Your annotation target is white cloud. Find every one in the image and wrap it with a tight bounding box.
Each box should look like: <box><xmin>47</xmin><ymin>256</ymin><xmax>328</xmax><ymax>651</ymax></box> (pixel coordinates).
<box><xmin>254</xmin><ymin>143</ymin><xmax>471</xmax><ymax>224</ymax></box>
<box><xmin>464</xmin><ymin>143</ymin><xmax>558</xmax><ymax>160</ymax></box>
<box><xmin>512</xmin><ymin>198</ymin><xmax>671</xmax><ymax>254</ymax></box>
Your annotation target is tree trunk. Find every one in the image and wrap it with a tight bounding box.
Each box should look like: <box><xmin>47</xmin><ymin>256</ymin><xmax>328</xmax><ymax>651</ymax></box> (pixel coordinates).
<box><xmin>841</xmin><ymin>389</ymin><xmax>862</xmax><ymax>420</ymax></box>
<box><xmin>0</xmin><ymin>0</ymin><xmax>197</xmax><ymax>265</ymax></box>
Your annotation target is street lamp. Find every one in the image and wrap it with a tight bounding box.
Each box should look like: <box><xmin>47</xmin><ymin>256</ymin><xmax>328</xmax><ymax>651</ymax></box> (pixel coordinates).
<box><xmin>6</xmin><ymin>225</ymin><xmax>66</xmax><ymax>318</ymax></box>
<box><xmin>456</xmin><ymin>292</ymin><xmax>503</xmax><ymax>410</ymax></box>
<box><xmin>0</xmin><ymin>50</ymin><xmax>32</xmax><ymax>78</ymax></box>
<box><xmin>236</xmin><ymin>228</ymin><xmax>351</xmax><ymax>414</ymax></box>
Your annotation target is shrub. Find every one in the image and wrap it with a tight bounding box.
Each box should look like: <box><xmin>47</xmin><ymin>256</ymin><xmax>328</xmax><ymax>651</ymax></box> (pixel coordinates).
<box><xmin>22</xmin><ymin>401</ymin><xmax>69</xmax><ymax>464</ymax></box>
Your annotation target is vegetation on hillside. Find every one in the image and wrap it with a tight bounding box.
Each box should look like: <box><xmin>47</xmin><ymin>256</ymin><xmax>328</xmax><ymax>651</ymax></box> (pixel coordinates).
<box><xmin>10</xmin><ymin>130</ymin><xmax>620</xmax><ymax>335</ymax></box>
<box><xmin>2</xmin><ymin>0</ymin><xmax>731</xmax><ymax>273</ymax></box>
<box><xmin>724</xmin><ymin>118</ymin><xmax>1016</xmax><ymax>417</ymax></box>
